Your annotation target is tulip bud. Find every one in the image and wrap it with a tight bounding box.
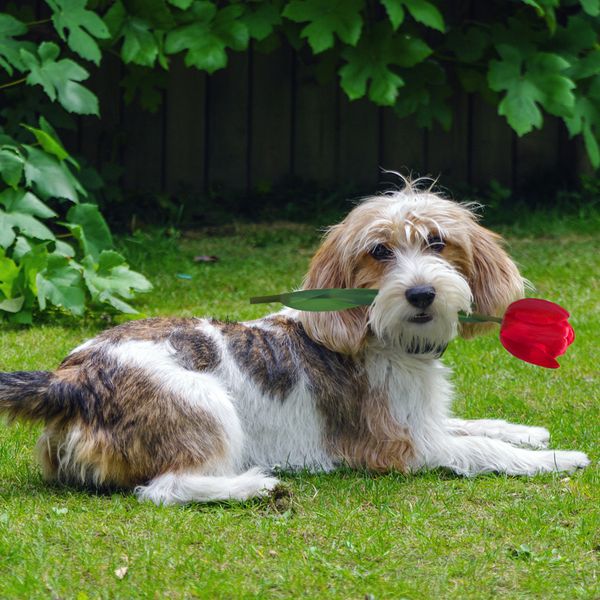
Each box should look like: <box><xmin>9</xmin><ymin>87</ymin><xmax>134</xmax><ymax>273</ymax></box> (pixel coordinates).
<box><xmin>499</xmin><ymin>298</ymin><xmax>575</xmax><ymax>368</ymax></box>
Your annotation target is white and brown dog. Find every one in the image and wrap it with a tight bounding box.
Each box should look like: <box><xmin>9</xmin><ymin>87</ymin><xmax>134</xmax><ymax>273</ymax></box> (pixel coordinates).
<box><xmin>0</xmin><ymin>181</ymin><xmax>589</xmax><ymax>504</ymax></box>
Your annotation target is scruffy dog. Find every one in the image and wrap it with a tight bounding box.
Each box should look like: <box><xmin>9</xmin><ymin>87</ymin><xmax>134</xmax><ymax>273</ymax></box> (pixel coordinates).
<box><xmin>0</xmin><ymin>182</ymin><xmax>589</xmax><ymax>504</ymax></box>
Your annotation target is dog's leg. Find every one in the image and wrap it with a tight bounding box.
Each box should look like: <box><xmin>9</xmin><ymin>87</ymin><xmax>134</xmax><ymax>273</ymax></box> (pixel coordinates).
<box><xmin>420</xmin><ymin>435</ymin><xmax>589</xmax><ymax>476</ymax></box>
<box><xmin>446</xmin><ymin>418</ymin><xmax>550</xmax><ymax>448</ymax></box>
<box><xmin>135</xmin><ymin>467</ymin><xmax>279</xmax><ymax>506</ymax></box>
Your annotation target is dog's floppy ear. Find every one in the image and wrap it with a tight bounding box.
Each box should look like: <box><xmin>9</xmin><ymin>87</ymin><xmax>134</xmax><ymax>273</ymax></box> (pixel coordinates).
<box><xmin>460</xmin><ymin>222</ymin><xmax>525</xmax><ymax>338</ymax></box>
<box><xmin>298</xmin><ymin>225</ymin><xmax>369</xmax><ymax>355</ymax></box>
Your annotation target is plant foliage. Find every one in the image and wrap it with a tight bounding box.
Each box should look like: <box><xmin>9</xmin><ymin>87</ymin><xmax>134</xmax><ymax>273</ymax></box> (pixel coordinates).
<box><xmin>0</xmin><ymin>118</ymin><xmax>151</xmax><ymax>322</ymax></box>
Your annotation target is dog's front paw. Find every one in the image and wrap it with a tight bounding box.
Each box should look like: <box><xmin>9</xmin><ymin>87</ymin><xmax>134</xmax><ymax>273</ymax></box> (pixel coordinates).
<box><xmin>512</xmin><ymin>425</ymin><xmax>550</xmax><ymax>449</ymax></box>
<box><xmin>538</xmin><ymin>450</ymin><xmax>590</xmax><ymax>474</ymax></box>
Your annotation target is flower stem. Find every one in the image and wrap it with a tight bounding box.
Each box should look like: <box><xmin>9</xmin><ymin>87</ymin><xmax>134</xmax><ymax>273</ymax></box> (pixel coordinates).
<box><xmin>459</xmin><ymin>312</ymin><xmax>503</xmax><ymax>324</ymax></box>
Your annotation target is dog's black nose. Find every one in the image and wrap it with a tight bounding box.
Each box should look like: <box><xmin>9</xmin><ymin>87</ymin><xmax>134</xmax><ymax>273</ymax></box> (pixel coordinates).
<box><xmin>405</xmin><ymin>285</ymin><xmax>436</xmax><ymax>309</ymax></box>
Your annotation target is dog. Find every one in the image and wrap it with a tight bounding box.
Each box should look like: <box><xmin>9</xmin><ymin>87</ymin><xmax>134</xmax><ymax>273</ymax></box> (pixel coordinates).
<box><xmin>0</xmin><ymin>180</ymin><xmax>589</xmax><ymax>504</ymax></box>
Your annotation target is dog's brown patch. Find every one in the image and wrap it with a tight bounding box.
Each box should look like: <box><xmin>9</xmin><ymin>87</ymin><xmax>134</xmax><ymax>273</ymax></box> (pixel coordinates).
<box><xmin>260</xmin><ymin>317</ymin><xmax>414</xmax><ymax>472</ymax></box>
<box><xmin>215</xmin><ymin>320</ymin><xmax>300</xmax><ymax>401</ymax></box>
<box><xmin>63</xmin><ymin>318</ymin><xmax>221</xmax><ymax>373</ymax></box>
<box><xmin>41</xmin><ymin>346</ymin><xmax>226</xmax><ymax>488</ymax></box>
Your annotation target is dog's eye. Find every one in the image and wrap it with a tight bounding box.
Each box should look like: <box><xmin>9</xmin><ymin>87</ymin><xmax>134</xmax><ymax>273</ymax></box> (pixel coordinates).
<box><xmin>427</xmin><ymin>235</ymin><xmax>445</xmax><ymax>253</ymax></box>
<box><xmin>370</xmin><ymin>244</ymin><xmax>394</xmax><ymax>261</ymax></box>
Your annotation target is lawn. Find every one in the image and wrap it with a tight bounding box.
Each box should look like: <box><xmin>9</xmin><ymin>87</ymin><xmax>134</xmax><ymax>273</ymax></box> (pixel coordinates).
<box><xmin>0</xmin><ymin>219</ymin><xmax>598</xmax><ymax>599</ymax></box>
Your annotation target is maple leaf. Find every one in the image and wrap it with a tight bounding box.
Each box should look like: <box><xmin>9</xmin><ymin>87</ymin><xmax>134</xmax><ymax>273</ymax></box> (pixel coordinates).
<box><xmin>283</xmin><ymin>0</ymin><xmax>364</xmax><ymax>53</ymax></box>
<box><xmin>47</xmin><ymin>0</ymin><xmax>110</xmax><ymax>65</ymax></box>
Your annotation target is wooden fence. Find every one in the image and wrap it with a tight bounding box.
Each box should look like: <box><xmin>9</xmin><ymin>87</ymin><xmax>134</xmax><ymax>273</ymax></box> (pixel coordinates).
<box><xmin>72</xmin><ymin>43</ymin><xmax>586</xmax><ymax>199</ymax></box>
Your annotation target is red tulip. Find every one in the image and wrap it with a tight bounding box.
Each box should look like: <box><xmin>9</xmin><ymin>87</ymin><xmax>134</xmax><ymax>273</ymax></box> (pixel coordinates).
<box><xmin>499</xmin><ymin>298</ymin><xmax>575</xmax><ymax>368</ymax></box>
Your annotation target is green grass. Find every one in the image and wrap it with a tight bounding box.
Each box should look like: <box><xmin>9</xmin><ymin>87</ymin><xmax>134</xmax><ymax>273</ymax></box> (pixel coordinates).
<box><xmin>0</xmin><ymin>220</ymin><xmax>598</xmax><ymax>599</ymax></box>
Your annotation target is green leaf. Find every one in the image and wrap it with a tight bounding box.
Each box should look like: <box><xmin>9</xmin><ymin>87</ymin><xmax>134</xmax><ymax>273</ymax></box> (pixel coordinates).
<box><xmin>0</xmin><ymin>249</ymin><xmax>20</xmax><ymax>298</ymax></box>
<box><xmin>20</xmin><ymin>42</ymin><xmax>99</xmax><ymax>115</ymax></box>
<box><xmin>0</xmin><ymin>13</ymin><xmax>28</xmax><ymax>74</ymax></box>
<box><xmin>283</xmin><ymin>0</ymin><xmax>364</xmax><ymax>54</ymax></box>
<box><xmin>24</xmin><ymin>146</ymin><xmax>84</xmax><ymax>202</ymax></box>
<box><xmin>165</xmin><ymin>3</ymin><xmax>248</xmax><ymax>72</ymax></box>
<box><xmin>0</xmin><ymin>146</ymin><xmax>24</xmax><ymax>188</ymax></box>
<box><xmin>0</xmin><ymin>296</ymin><xmax>24</xmax><ymax>313</ymax></box>
<box><xmin>66</xmin><ymin>203</ymin><xmax>113</xmax><ymax>260</ymax></box>
<box><xmin>54</xmin><ymin>239</ymin><xmax>76</xmax><ymax>258</ymax></box>
<box><xmin>167</xmin><ymin>0</ymin><xmax>194</xmax><ymax>8</ymax></box>
<box><xmin>82</xmin><ymin>250</ymin><xmax>152</xmax><ymax>313</ymax></box>
<box><xmin>402</xmin><ymin>0</ymin><xmax>445</xmax><ymax>32</ymax></box>
<box><xmin>0</xmin><ymin>215</ymin><xmax>16</xmax><ymax>248</ymax></box>
<box><xmin>497</xmin><ymin>80</ymin><xmax>543</xmax><ymax>135</ymax></box>
<box><xmin>121</xmin><ymin>17</ymin><xmax>159</xmax><ymax>67</ymax></box>
<box><xmin>21</xmin><ymin>124</ymin><xmax>69</xmax><ymax>161</ymax></box>
<box><xmin>381</xmin><ymin>0</ymin><xmax>404</xmax><ymax>30</ymax></box>
<box><xmin>564</xmin><ymin>95</ymin><xmax>600</xmax><ymax>168</ymax></box>
<box><xmin>36</xmin><ymin>253</ymin><xmax>85</xmax><ymax>315</ymax></box>
<box><xmin>47</xmin><ymin>0</ymin><xmax>110</xmax><ymax>65</ymax></box>
<box><xmin>338</xmin><ymin>25</ymin><xmax>429</xmax><ymax>106</ymax></box>
<box><xmin>251</xmin><ymin>288</ymin><xmax>379</xmax><ymax>311</ymax></box>
<box><xmin>394</xmin><ymin>61</ymin><xmax>452</xmax><ymax>129</ymax></box>
<box><xmin>489</xmin><ymin>46</ymin><xmax>574</xmax><ymax>134</ymax></box>
<box><xmin>0</xmin><ymin>190</ymin><xmax>57</xmax><ymax>219</ymax></box>
<box><xmin>243</xmin><ymin>2</ymin><xmax>282</xmax><ymax>41</ymax></box>
<box><xmin>120</xmin><ymin>65</ymin><xmax>167</xmax><ymax>112</ymax></box>
<box><xmin>581</xmin><ymin>0</ymin><xmax>600</xmax><ymax>16</ymax></box>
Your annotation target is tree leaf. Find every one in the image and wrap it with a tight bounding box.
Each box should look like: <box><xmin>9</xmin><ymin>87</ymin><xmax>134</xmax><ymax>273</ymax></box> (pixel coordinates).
<box><xmin>21</xmin><ymin>124</ymin><xmax>69</xmax><ymax>162</ymax></box>
<box><xmin>0</xmin><ymin>13</ymin><xmax>28</xmax><ymax>74</ymax></box>
<box><xmin>381</xmin><ymin>0</ymin><xmax>404</xmax><ymax>30</ymax></box>
<box><xmin>0</xmin><ymin>146</ymin><xmax>24</xmax><ymax>188</ymax></box>
<box><xmin>82</xmin><ymin>250</ymin><xmax>152</xmax><ymax>313</ymax></box>
<box><xmin>66</xmin><ymin>203</ymin><xmax>114</xmax><ymax>261</ymax></box>
<box><xmin>165</xmin><ymin>3</ymin><xmax>249</xmax><ymax>72</ymax></box>
<box><xmin>0</xmin><ymin>190</ymin><xmax>57</xmax><ymax>219</ymax></box>
<box><xmin>20</xmin><ymin>42</ymin><xmax>99</xmax><ymax>115</ymax></box>
<box><xmin>0</xmin><ymin>249</ymin><xmax>20</xmax><ymax>298</ymax></box>
<box><xmin>243</xmin><ymin>2</ymin><xmax>282</xmax><ymax>41</ymax></box>
<box><xmin>121</xmin><ymin>17</ymin><xmax>159</xmax><ymax>67</ymax></box>
<box><xmin>339</xmin><ymin>25</ymin><xmax>424</xmax><ymax>106</ymax></box>
<box><xmin>167</xmin><ymin>0</ymin><xmax>194</xmax><ymax>8</ymax></box>
<box><xmin>283</xmin><ymin>0</ymin><xmax>364</xmax><ymax>54</ymax></box>
<box><xmin>580</xmin><ymin>0</ymin><xmax>600</xmax><ymax>16</ymax></box>
<box><xmin>402</xmin><ymin>0</ymin><xmax>445</xmax><ymax>32</ymax></box>
<box><xmin>0</xmin><ymin>296</ymin><xmax>24</xmax><ymax>313</ymax></box>
<box><xmin>36</xmin><ymin>253</ymin><xmax>85</xmax><ymax>315</ymax></box>
<box><xmin>489</xmin><ymin>45</ymin><xmax>574</xmax><ymax>134</ymax></box>
<box><xmin>47</xmin><ymin>0</ymin><xmax>110</xmax><ymax>65</ymax></box>
<box><xmin>24</xmin><ymin>146</ymin><xmax>84</xmax><ymax>202</ymax></box>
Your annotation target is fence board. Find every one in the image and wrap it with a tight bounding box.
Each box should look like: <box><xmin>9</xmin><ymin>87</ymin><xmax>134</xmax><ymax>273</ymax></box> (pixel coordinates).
<box><xmin>470</xmin><ymin>97</ymin><xmax>514</xmax><ymax>190</ymax></box>
<box><xmin>165</xmin><ymin>57</ymin><xmax>206</xmax><ymax>193</ymax></box>
<box><xmin>337</xmin><ymin>95</ymin><xmax>379</xmax><ymax>186</ymax></box>
<box><xmin>207</xmin><ymin>51</ymin><xmax>249</xmax><ymax>191</ymax></box>
<box><xmin>75</xmin><ymin>44</ymin><xmax>584</xmax><ymax>199</ymax></box>
<box><xmin>293</xmin><ymin>55</ymin><xmax>337</xmax><ymax>185</ymax></box>
<box><xmin>379</xmin><ymin>108</ymin><xmax>426</xmax><ymax>183</ymax></box>
<box><xmin>121</xmin><ymin>90</ymin><xmax>164</xmax><ymax>192</ymax></box>
<box><xmin>426</xmin><ymin>90</ymin><xmax>469</xmax><ymax>186</ymax></box>
<box><xmin>250</xmin><ymin>45</ymin><xmax>293</xmax><ymax>190</ymax></box>
<box><xmin>514</xmin><ymin>117</ymin><xmax>561</xmax><ymax>192</ymax></box>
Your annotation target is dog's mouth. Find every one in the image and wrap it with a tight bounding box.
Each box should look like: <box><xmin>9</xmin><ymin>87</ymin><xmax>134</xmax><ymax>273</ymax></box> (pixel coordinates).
<box><xmin>408</xmin><ymin>313</ymin><xmax>433</xmax><ymax>324</ymax></box>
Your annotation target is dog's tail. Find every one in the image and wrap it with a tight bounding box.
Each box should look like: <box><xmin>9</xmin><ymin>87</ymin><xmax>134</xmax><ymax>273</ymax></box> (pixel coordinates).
<box><xmin>0</xmin><ymin>371</ymin><xmax>75</xmax><ymax>423</ymax></box>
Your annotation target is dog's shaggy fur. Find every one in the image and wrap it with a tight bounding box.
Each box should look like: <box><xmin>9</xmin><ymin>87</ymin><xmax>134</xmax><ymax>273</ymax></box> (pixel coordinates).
<box><xmin>0</xmin><ymin>182</ymin><xmax>589</xmax><ymax>504</ymax></box>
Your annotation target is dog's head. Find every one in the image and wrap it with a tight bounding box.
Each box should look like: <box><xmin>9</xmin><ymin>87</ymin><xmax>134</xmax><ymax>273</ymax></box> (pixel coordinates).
<box><xmin>299</xmin><ymin>181</ymin><xmax>524</xmax><ymax>355</ymax></box>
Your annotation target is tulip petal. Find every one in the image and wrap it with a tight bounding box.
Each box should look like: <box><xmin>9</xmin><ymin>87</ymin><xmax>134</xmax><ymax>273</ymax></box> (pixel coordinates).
<box><xmin>500</xmin><ymin>323</ymin><xmax>573</xmax><ymax>357</ymax></box>
<box><xmin>503</xmin><ymin>298</ymin><xmax>570</xmax><ymax>325</ymax></box>
<box><xmin>499</xmin><ymin>334</ymin><xmax>561</xmax><ymax>368</ymax></box>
